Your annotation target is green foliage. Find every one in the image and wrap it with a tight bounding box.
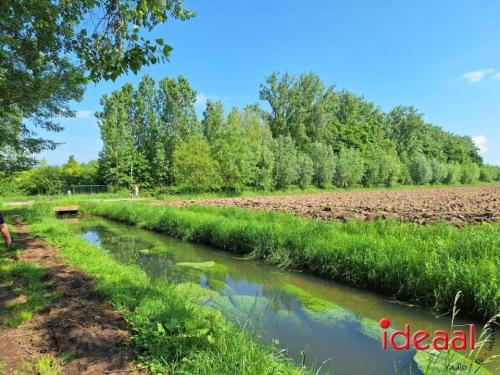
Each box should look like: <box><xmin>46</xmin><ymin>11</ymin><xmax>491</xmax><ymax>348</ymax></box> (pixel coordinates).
<box><xmin>310</xmin><ymin>142</ymin><xmax>335</xmax><ymax>188</ymax></box>
<box><xmin>1</xmin><ymin>1</ymin><xmax>193</xmax><ymax>171</ymax></box>
<box><xmin>335</xmin><ymin>148</ymin><xmax>364</xmax><ymax>187</ymax></box>
<box><xmin>271</xmin><ymin>136</ymin><xmax>298</xmax><ymax>189</ymax></box>
<box><xmin>211</xmin><ymin>108</ymin><xmax>257</xmax><ymax>191</ymax></box>
<box><xmin>443</xmin><ymin>163</ymin><xmax>462</xmax><ymax>184</ymax></box>
<box><xmin>409</xmin><ymin>155</ymin><xmax>433</xmax><ymax>185</ymax></box>
<box><xmin>460</xmin><ymin>162</ymin><xmax>480</xmax><ymax>184</ymax></box>
<box><xmin>429</xmin><ymin>159</ymin><xmax>448</xmax><ymax>184</ymax></box>
<box><xmin>173</xmin><ymin>135</ymin><xmax>222</xmax><ymax>191</ymax></box>
<box><xmin>98</xmin><ymin>75</ymin><xmax>199</xmax><ymax>187</ymax></box>
<box><xmin>479</xmin><ymin>164</ymin><xmax>500</xmax><ymax>182</ymax></box>
<box><xmin>81</xmin><ymin>201</ymin><xmax>500</xmax><ymax>319</ymax></box>
<box><xmin>362</xmin><ymin>148</ymin><xmax>401</xmax><ymax>187</ymax></box>
<box><xmin>1</xmin><ymin>157</ymin><xmax>99</xmax><ymax>196</ymax></box>
<box><xmin>202</xmin><ymin>100</ymin><xmax>225</xmax><ymax>144</ymax></box>
<box><xmin>295</xmin><ymin>153</ymin><xmax>314</xmax><ymax>189</ymax></box>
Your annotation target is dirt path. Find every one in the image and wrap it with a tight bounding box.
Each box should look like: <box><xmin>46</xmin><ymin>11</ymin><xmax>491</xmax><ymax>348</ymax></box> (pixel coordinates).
<box><xmin>0</xmin><ymin>219</ymin><xmax>144</xmax><ymax>374</ymax></box>
<box><xmin>170</xmin><ymin>185</ymin><xmax>500</xmax><ymax>225</ymax></box>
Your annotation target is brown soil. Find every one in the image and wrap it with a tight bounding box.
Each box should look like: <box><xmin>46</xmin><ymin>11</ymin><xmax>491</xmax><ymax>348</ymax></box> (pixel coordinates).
<box><xmin>0</xmin><ymin>219</ymin><xmax>145</xmax><ymax>375</ymax></box>
<box><xmin>171</xmin><ymin>185</ymin><xmax>500</xmax><ymax>225</ymax></box>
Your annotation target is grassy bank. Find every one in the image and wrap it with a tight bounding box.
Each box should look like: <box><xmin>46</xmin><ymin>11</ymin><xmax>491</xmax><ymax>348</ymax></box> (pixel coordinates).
<box><xmin>20</xmin><ymin>208</ymin><xmax>307</xmax><ymax>375</ymax></box>
<box><xmin>75</xmin><ymin>201</ymin><xmax>499</xmax><ymax>320</ymax></box>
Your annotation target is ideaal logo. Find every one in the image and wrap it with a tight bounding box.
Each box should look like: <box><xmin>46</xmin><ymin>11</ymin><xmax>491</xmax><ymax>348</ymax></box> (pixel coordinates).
<box><xmin>379</xmin><ymin>318</ymin><xmax>475</xmax><ymax>351</ymax></box>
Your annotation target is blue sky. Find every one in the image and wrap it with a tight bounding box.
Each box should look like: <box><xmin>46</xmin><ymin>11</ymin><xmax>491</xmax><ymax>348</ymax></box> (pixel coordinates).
<box><xmin>39</xmin><ymin>0</ymin><xmax>500</xmax><ymax>165</ymax></box>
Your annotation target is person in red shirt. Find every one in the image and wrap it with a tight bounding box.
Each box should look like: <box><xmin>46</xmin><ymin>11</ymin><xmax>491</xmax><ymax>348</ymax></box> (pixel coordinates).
<box><xmin>0</xmin><ymin>211</ymin><xmax>12</xmax><ymax>248</ymax></box>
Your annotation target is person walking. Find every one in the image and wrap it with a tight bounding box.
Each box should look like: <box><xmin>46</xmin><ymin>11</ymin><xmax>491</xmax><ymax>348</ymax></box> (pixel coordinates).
<box><xmin>0</xmin><ymin>211</ymin><xmax>12</xmax><ymax>248</ymax></box>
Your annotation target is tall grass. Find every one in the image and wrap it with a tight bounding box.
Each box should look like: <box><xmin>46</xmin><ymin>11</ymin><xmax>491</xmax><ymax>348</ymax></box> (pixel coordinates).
<box><xmin>78</xmin><ymin>201</ymin><xmax>499</xmax><ymax>319</ymax></box>
<box><xmin>24</xmin><ymin>211</ymin><xmax>307</xmax><ymax>375</ymax></box>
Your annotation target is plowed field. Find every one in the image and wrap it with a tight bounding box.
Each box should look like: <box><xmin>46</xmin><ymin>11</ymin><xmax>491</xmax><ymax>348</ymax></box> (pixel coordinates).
<box><xmin>172</xmin><ymin>185</ymin><xmax>500</xmax><ymax>225</ymax></box>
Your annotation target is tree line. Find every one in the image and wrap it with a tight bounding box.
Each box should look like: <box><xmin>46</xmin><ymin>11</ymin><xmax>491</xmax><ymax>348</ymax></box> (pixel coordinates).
<box><xmin>94</xmin><ymin>72</ymin><xmax>499</xmax><ymax>192</ymax></box>
<box><xmin>2</xmin><ymin>72</ymin><xmax>499</xmax><ymax>196</ymax></box>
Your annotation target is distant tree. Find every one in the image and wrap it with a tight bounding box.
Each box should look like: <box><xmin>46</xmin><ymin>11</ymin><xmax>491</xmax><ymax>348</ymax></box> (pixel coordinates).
<box><xmin>429</xmin><ymin>159</ymin><xmax>448</xmax><ymax>184</ymax></box>
<box><xmin>202</xmin><ymin>100</ymin><xmax>226</xmax><ymax>144</ymax></box>
<box><xmin>310</xmin><ymin>142</ymin><xmax>335</xmax><ymax>188</ymax></box>
<box><xmin>272</xmin><ymin>135</ymin><xmax>298</xmax><ymax>189</ymax></box>
<box><xmin>460</xmin><ymin>162</ymin><xmax>480</xmax><ymax>184</ymax></box>
<box><xmin>409</xmin><ymin>155</ymin><xmax>432</xmax><ymax>185</ymax></box>
<box><xmin>295</xmin><ymin>153</ymin><xmax>314</xmax><ymax>189</ymax></box>
<box><xmin>212</xmin><ymin>108</ymin><xmax>255</xmax><ymax>191</ymax></box>
<box><xmin>335</xmin><ymin>148</ymin><xmax>364</xmax><ymax>187</ymax></box>
<box><xmin>20</xmin><ymin>163</ymin><xmax>65</xmax><ymax>195</ymax></box>
<box><xmin>479</xmin><ymin>165</ymin><xmax>500</xmax><ymax>182</ymax></box>
<box><xmin>443</xmin><ymin>163</ymin><xmax>461</xmax><ymax>184</ymax></box>
<box><xmin>173</xmin><ymin>135</ymin><xmax>221</xmax><ymax>191</ymax></box>
<box><xmin>259</xmin><ymin>72</ymin><xmax>336</xmax><ymax>151</ymax></box>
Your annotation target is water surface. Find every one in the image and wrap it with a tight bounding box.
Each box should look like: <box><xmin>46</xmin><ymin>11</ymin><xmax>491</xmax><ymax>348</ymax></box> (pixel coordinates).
<box><xmin>69</xmin><ymin>217</ymin><xmax>498</xmax><ymax>375</ymax></box>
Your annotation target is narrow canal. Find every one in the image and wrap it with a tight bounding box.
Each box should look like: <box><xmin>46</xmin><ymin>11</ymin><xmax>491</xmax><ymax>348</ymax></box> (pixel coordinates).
<box><xmin>68</xmin><ymin>216</ymin><xmax>497</xmax><ymax>375</ymax></box>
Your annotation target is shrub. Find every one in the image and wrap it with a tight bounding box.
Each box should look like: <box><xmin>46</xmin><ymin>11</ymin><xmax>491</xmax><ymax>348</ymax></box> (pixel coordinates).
<box><xmin>310</xmin><ymin>142</ymin><xmax>335</xmax><ymax>188</ymax></box>
<box><xmin>479</xmin><ymin>164</ymin><xmax>500</xmax><ymax>182</ymax></box>
<box><xmin>460</xmin><ymin>162</ymin><xmax>480</xmax><ymax>184</ymax></box>
<box><xmin>430</xmin><ymin>159</ymin><xmax>447</xmax><ymax>184</ymax></box>
<box><xmin>335</xmin><ymin>148</ymin><xmax>364</xmax><ymax>187</ymax></box>
<box><xmin>295</xmin><ymin>153</ymin><xmax>314</xmax><ymax>189</ymax></box>
<box><xmin>443</xmin><ymin>163</ymin><xmax>461</xmax><ymax>184</ymax></box>
<box><xmin>409</xmin><ymin>155</ymin><xmax>432</xmax><ymax>185</ymax></box>
<box><xmin>272</xmin><ymin>136</ymin><xmax>298</xmax><ymax>189</ymax></box>
<box><xmin>362</xmin><ymin>149</ymin><xmax>402</xmax><ymax>187</ymax></box>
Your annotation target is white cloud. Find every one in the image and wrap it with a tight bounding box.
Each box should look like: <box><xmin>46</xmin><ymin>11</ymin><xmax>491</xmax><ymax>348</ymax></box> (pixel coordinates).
<box><xmin>195</xmin><ymin>93</ymin><xmax>208</xmax><ymax>108</ymax></box>
<box><xmin>195</xmin><ymin>92</ymin><xmax>218</xmax><ymax>109</ymax></box>
<box><xmin>75</xmin><ymin>110</ymin><xmax>93</xmax><ymax>119</ymax></box>
<box><xmin>472</xmin><ymin>135</ymin><xmax>488</xmax><ymax>154</ymax></box>
<box><xmin>461</xmin><ymin>69</ymin><xmax>495</xmax><ymax>83</ymax></box>
<box><xmin>493</xmin><ymin>72</ymin><xmax>500</xmax><ymax>80</ymax></box>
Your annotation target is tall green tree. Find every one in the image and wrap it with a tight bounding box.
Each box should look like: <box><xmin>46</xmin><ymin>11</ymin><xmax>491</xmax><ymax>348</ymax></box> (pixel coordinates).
<box><xmin>173</xmin><ymin>135</ymin><xmax>221</xmax><ymax>191</ymax></box>
<box><xmin>272</xmin><ymin>135</ymin><xmax>298</xmax><ymax>189</ymax></box>
<box><xmin>310</xmin><ymin>142</ymin><xmax>335</xmax><ymax>188</ymax></box>
<box><xmin>212</xmin><ymin>108</ymin><xmax>255</xmax><ymax>191</ymax></box>
<box><xmin>202</xmin><ymin>100</ymin><xmax>225</xmax><ymax>144</ymax></box>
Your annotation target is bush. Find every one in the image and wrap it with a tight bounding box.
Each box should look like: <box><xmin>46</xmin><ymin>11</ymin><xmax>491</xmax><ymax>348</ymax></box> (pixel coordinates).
<box><xmin>430</xmin><ymin>159</ymin><xmax>447</xmax><ymax>184</ymax></box>
<box><xmin>173</xmin><ymin>135</ymin><xmax>222</xmax><ymax>191</ymax></box>
<box><xmin>443</xmin><ymin>163</ymin><xmax>461</xmax><ymax>184</ymax></box>
<box><xmin>362</xmin><ymin>149</ymin><xmax>402</xmax><ymax>187</ymax></box>
<box><xmin>252</xmin><ymin>144</ymin><xmax>274</xmax><ymax>191</ymax></box>
<box><xmin>409</xmin><ymin>155</ymin><xmax>432</xmax><ymax>185</ymax></box>
<box><xmin>295</xmin><ymin>153</ymin><xmax>314</xmax><ymax>189</ymax></box>
<box><xmin>479</xmin><ymin>164</ymin><xmax>500</xmax><ymax>182</ymax></box>
<box><xmin>310</xmin><ymin>142</ymin><xmax>335</xmax><ymax>188</ymax></box>
<box><xmin>460</xmin><ymin>162</ymin><xmax>480</xmax><ymax>184</ymax></box>
<box><xmin>272</xmin><ymin>136</ymin><xmax>298</xmax><ymax>189</ymax></box>
<box><xmin>335</xmin><ymin>148</ymin><xmax>363</xmax><ymax>187</ymax></box>
<box><xmin>20</xmin><ymin>165</ymin><xmax>65</xmax><ymax>195</ymax></box>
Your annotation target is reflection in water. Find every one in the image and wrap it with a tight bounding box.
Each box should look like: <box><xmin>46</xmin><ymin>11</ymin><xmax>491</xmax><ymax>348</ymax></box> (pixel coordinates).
<box><xmin>72</xmin><ymin>217</ymin><xmax>497</xmax><ymax>375</ymax></box>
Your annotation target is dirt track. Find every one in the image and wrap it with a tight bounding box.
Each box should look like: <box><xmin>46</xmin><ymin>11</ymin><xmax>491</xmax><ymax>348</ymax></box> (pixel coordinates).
<box><xmin>173</xmin><ymin>185</ymin><xmax>500</xmax><ymax>225</ymax></box>
<box><xmin>0</xmin><ymin>219</ymin><xmax>144</xmax><ymax>374</ymax></box>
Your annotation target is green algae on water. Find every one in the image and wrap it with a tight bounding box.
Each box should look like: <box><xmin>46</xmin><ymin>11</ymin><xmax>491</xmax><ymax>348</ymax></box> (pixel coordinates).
<box><xmin>176</xmin><ymin>261</ymin><xmax>228</xmax><ymax>273</ymax></box>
